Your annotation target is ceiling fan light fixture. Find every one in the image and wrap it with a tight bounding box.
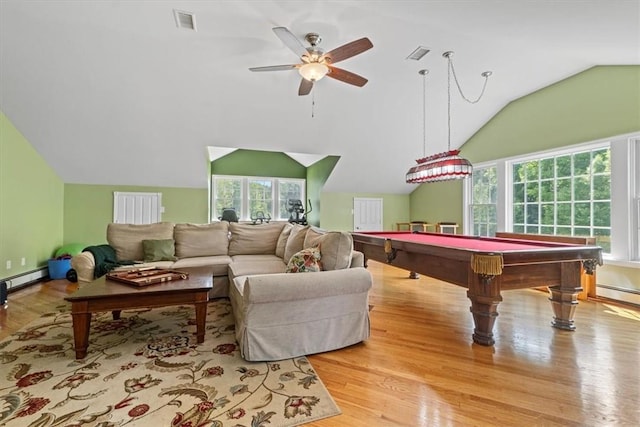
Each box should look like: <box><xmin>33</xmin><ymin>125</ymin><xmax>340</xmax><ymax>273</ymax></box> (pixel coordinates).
<box><xmin>298</xmin><ymin>62</ymin><xmax>329</xmax><ymax>82</ymax></box>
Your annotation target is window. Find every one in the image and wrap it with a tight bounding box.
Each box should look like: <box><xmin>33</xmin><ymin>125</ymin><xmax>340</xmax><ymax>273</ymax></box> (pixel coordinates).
<box><xmin>469</xmin><ymin>166</ymin><xmax>498</xmax><ymax>236</ymax></box>
<box><xmin>248</xmin><ymin>179</ymin><xmax>273</xmax><ymax>220</ymax></box>
<box><xmin>511</xmin><ymin>146</ymin><xmax>611</xmax><ymax>252</ymax></box>
<box><xmin>464</xmin><ymin>133</ymin><xmax>640</xmax><ymax>261</ymax></box>
<box><xmin>212</xmin><ymin>177</ymin><xmax>242</xmax><ymax>220</ymax></box>
<box><xmin>278</xmin><ymin>179</ymin><xmax>305</xmax><ymax>221</ymax></box>
<box><xmin>212</xmin><ymin>175</ymin><xmax>305</xmax><ymax>221</ymax></box>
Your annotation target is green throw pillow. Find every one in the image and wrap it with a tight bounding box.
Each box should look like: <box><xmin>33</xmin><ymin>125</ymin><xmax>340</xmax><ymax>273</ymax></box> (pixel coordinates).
<box><xmin>142</xmin><ymin>239</ymin><xmax>177</xmax><ymax>262</ymax></box>
<box><xmin>285</xmin><ymin>247</ymin><xmax>322</xmax><ymax>273</ymax></box>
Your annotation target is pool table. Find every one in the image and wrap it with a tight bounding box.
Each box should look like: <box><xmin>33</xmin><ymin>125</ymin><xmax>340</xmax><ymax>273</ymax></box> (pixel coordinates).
<box><xmin>351</xmin><ymin>231</ymin><xmax>603</xmax><ymax>346</ymax></box>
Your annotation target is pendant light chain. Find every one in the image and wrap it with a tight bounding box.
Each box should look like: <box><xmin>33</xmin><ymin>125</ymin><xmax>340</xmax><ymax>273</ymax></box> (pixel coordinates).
<box><xmin>421</xmin><ymin>69</ymin><xmax>428</xmax><ymax>158</ymax></box>
<box><xmin>447</xmin><ymin>58</ymin><xmax>452</xmax><ymax>151</ymax></box>
<box><xmin>444</xmin><ymin>51</ymin><xmax>492</xmax><ymax>151</ymax></box>
<box><xmin>446</xmin><ymin>52</ymin><xmax>492</xmax><ymax>104</ymax></box>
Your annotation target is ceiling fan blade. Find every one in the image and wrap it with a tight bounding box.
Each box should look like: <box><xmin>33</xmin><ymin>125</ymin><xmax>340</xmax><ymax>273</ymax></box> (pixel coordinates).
<box><xmin>326</xmin><ymin>66</ymin><xmax>368</xmax><ymax>87</ymax></box>
<box><xmin>298</xmin><ymin>78</ymin><xmax>313</xmax><ymax>96</ymax></box>
<box><xmin>323</xmin><ymin>37</ymin><xmax>373</xmax><ymax>64</ymax></box>
<box><xmin>273</xmin><ymin>27</ymin><xmax>308</xmax><ymax>58</ymax></box>
<box><xmin>249</xmin><ymin>64</ymin><xmax>299</xmax><ymax>72</ymax></box>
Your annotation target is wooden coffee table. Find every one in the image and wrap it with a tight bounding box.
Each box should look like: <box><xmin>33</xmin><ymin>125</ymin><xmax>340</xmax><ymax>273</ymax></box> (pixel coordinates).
<box><xmin>64</xmin><ymin>267</ymin><xmax>212</xmax><ymax>359</ymax></box>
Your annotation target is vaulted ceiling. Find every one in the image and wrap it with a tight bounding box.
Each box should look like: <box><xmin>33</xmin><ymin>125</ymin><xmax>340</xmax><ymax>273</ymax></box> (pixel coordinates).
<box><xmin>1</xmin><ymin>1</ymin><xmax>638</xmax><ymax>194</ymax></box>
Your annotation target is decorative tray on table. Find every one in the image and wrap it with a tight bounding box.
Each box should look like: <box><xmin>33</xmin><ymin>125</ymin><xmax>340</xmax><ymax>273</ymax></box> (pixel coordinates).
<box><xmin>106</xmin><ymin>267</ymin><xmax>189</xmax><ymax>287</ymax></box>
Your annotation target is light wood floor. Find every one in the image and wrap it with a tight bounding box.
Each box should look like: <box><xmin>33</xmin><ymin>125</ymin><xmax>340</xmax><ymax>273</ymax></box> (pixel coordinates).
<box><xmin>1</xmin><ymin>261</ymin><xmax>639</xmax><ymax>426</ymax></box>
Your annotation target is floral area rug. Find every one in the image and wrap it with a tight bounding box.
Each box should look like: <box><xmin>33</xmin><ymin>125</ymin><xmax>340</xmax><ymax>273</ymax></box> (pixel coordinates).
<box><xmin>0</xmin><ymin>299</ymin><xmax>340</xmax><ymax>426</ymax></box>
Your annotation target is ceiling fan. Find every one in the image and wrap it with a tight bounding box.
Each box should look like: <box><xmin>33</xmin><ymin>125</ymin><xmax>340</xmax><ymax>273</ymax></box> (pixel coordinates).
<box><xmin>249</xmin><ymin>27</ymin><xmax>373</xmax><ymax>96</ymax></box>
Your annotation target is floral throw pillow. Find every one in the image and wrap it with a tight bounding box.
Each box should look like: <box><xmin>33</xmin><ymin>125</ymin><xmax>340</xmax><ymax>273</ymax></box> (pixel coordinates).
<box><xmin>285</xmin><ymin>247</ymin><xmax>322</xmax><ymax>273</ymax></box>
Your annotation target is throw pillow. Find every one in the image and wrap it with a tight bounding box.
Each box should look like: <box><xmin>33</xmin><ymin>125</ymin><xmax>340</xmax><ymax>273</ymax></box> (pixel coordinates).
<box><xmin>285</xmin><ymin>247</ymin><xmax>322</xmax><ymax>273</ymax></box>
<box><xmin>142</xmin><ymin>239</ymin><xmax>177</xmax><ymax>262</ymax></box>
<box><xmin>275</xmin><ymin>222</ymin><xmax>293</xmax><ymax>258</ymax></box>
<box><xmin>283</xmin><ymin>224</ymin><xmax>309</xmax><ymax>262</ymax></box>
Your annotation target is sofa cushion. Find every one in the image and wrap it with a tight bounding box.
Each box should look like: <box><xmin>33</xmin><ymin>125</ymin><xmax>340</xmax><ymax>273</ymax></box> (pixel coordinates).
<box><xmin>142</xmin><ymin>239</ymin><xmax>177</xmax><ymax>262</ymax></box>
<box><xmin>107</xmin><ymin>222</ymin><xmax>175</xmax><ymax>261</ymax></box>
<box><xmin>231</xmin><ymin>254</ymin><xmax>283</xmax><ymax>263</ymax></box>
<box><xmin>286</xmin><ymin>247</ymin><xmax>322</xmax><ymax>273</ymax></box>
<box><xmin>303</xmin><ymin>226</ymin><xmax>326</xmax><ymax>248</ymax></box>
<box><xmin>275</xmin><ymin>223</ymin><xmax>293</xmax><ymax>258</ymax></box>
<box><xmin>283</xmin><ymin>224</ymin><xmax>309</xmax><ymax>262</ymax></box>
<box><xmin>228</xmin><ymin>261</ymin><xmax>287</xmax><ymax>281</ymax></box>
<box><xmin>172</xmin><ymin>255</ymin><xmax>232</xmax><ymax>276</ymax></box>
<box><xmin>304</xmin><ymin>230</ymin><xmax>353</xmax><ymax>271</ymax></box>
<box><xmin>228</xmin><ymin>222</ymin><xmax>285</xmax><ymax>256</ymax></box>
<box><xmin>174</xmin><ymin>222</ymin><xmax>229</xmax><ymax>258</ymax></box>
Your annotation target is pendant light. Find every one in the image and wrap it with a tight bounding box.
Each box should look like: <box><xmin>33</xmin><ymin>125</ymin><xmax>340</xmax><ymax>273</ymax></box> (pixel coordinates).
<box><xmin>406</xmin><ymin>51</ymin><xmax>492</xmax><ymax>183</ymax></box>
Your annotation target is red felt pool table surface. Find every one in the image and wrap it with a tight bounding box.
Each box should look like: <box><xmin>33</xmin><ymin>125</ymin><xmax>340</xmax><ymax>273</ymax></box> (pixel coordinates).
<box><xmin>363</xmin><ymin>231</ymin><xmax>576</xmax><ymax>252</ymax></box>
<box><xmin>351</xmin><ymin>231</ymin><xmax>603</xmax><ymax>346</ymax></box>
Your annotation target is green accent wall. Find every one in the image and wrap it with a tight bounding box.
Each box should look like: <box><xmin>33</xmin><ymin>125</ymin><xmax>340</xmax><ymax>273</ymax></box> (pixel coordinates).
<box><xmin>63</xmin><ymin>184</ymin><xmax>208</xmax><ymax>245</ymax></box>
<box><xmin>410</xmin><ymin>65</ymin><xmax>640</xmax><ymax>229</ymax></box>
<box><xmin>0</xmin><ymin>112</ymin><xmax>64</xmax><ymax>279</ymax></box>
<box><xmin>320</xmin><ymin>192</ymin><xmax>411</xmax><ymax>232</ymax></box>
<box><xmin>211</xmin><ymin>149</ymin><xmax>306</xmax><ymax>178</ymax></box>
<box><xmin>463</xmin><ymin>65</ymin><xmax>640</xmax><ymax>163</ymax></box>
<box><xmin>409</xmin><ymin>180</ymin><xmax>464</xmax><ymax>227</ymax></box>
<box><xmin>307</xmin><ymin>156</ymin><xmax>340</xmax><ymax>226</ymax></box>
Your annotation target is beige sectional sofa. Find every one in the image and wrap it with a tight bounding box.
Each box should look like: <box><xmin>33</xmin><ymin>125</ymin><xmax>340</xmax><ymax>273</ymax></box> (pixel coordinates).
<box><xmin>71</xmin><ymin>221</ymin><xmax>372</xmax><ymax>361</ymax></box>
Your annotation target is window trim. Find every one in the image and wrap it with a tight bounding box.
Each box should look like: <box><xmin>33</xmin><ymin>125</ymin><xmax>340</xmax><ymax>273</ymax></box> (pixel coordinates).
<box><xmin>465</xmin><ymin>163</ymin><xmax>499</xmax><ymax>237</ymax></box>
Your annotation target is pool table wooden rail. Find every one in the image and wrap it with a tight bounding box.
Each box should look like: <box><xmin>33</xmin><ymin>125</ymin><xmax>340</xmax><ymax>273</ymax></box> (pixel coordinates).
<box><xmin>495</xmin><ymin>232</ymin><xmax>598</xmax><ymax>300</ymax></box>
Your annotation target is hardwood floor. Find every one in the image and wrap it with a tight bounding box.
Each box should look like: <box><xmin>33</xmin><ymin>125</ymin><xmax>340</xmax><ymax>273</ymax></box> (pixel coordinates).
<box><xmin>2</xmin><ymin>261</ymin><xmax>639</xmax><ymax>426</ymax></box>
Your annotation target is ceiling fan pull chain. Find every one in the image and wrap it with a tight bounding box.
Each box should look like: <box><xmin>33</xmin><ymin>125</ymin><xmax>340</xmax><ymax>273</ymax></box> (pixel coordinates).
<box><xmin>312</xmin><ymin>90</ymin><xmax>316</xmax><ymax>118</ymax></box>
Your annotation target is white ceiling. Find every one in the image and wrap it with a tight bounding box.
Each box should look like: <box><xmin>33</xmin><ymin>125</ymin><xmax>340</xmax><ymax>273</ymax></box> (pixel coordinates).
<box><xmin>1</xmin><ymin>1</ymin><xmax>639</xmax><ymax>194</ymax></box>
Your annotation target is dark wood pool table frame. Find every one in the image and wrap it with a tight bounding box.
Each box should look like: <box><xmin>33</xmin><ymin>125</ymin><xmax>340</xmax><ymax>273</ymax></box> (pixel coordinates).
<box><xmin>351</xmin><ymin>231</ymin><xmax>603</xmax><ymax>346</ymax></box>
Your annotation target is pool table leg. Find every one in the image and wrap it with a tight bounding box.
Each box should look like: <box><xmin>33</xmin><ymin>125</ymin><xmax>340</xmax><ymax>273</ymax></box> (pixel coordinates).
<box><xmin>548</xmin><ymin>263</ymin><xmax>582</xmax><ymax>331</ymax></box>
<box><xmin>467</xmin><ymin>274</ymin><xmax>503</xmax><ymax>346</ymax></box>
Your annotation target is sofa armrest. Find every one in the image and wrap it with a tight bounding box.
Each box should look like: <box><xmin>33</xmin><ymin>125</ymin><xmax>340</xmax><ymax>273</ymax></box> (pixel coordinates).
<box><xmin>71</xmin><ymin>252</ymin><xmax>96</xmax><ymax>284</ymax></box>
<box><xmin>242</xmin><ymin>267</ymin><xmax>372</xmax><ymax>304</ymax></box>
<box><xmin>350</xmin><ymin>250</ymin><xmax>365</xmax><ymax>268</ymax></box>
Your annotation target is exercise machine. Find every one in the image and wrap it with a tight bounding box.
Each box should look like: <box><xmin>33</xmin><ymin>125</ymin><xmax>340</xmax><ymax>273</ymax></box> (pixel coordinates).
<box><xmin>287</xmin><ymin>199</ymin><xmax>312</xmax><ymax>225</ymax></box>
<box><xmin>250</xmin><ymin>211</ymin><xmax>271</xmax><ymax>224</ymax></box>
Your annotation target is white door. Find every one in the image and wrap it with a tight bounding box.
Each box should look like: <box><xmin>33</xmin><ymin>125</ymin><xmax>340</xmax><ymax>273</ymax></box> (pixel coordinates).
<box><xmin>113</xmin><ymin>192</ymin><xmax>163</xmax><ymax>224</ymax></box>
<box><xmin>353</xmin><ymin>198</ymin><xmax>383</xmax><ymax>231</ymax></box>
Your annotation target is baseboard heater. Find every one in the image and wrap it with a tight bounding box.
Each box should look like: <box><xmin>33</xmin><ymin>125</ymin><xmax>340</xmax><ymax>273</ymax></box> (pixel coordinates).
<box><xmin>1</xmin><ymin>267</ymin><xmax>49</xmax><ymax>293</ymax></box>
<box><xmin>597</xmin><ymin>284</ymin><xmax>640</xmax><ymax>306</ymax></box>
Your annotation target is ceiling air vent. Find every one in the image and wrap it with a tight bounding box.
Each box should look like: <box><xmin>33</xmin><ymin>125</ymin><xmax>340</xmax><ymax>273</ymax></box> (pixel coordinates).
<box><xmin>174</xmin><ymin>9</ymin><xmax>196</xmax><ymax>31</ymax></box>
<box><xmin>406</xmin><ymin>46</ymin><xmax>430</xmax><ymax>61</ymax></box>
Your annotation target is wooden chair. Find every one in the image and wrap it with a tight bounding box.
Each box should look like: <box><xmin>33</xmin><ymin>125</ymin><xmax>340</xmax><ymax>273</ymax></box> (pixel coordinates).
<box><xmin>437</xmin><ymin>222</ymin><xmax>459</xmax><ymax>234</ymax></box>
